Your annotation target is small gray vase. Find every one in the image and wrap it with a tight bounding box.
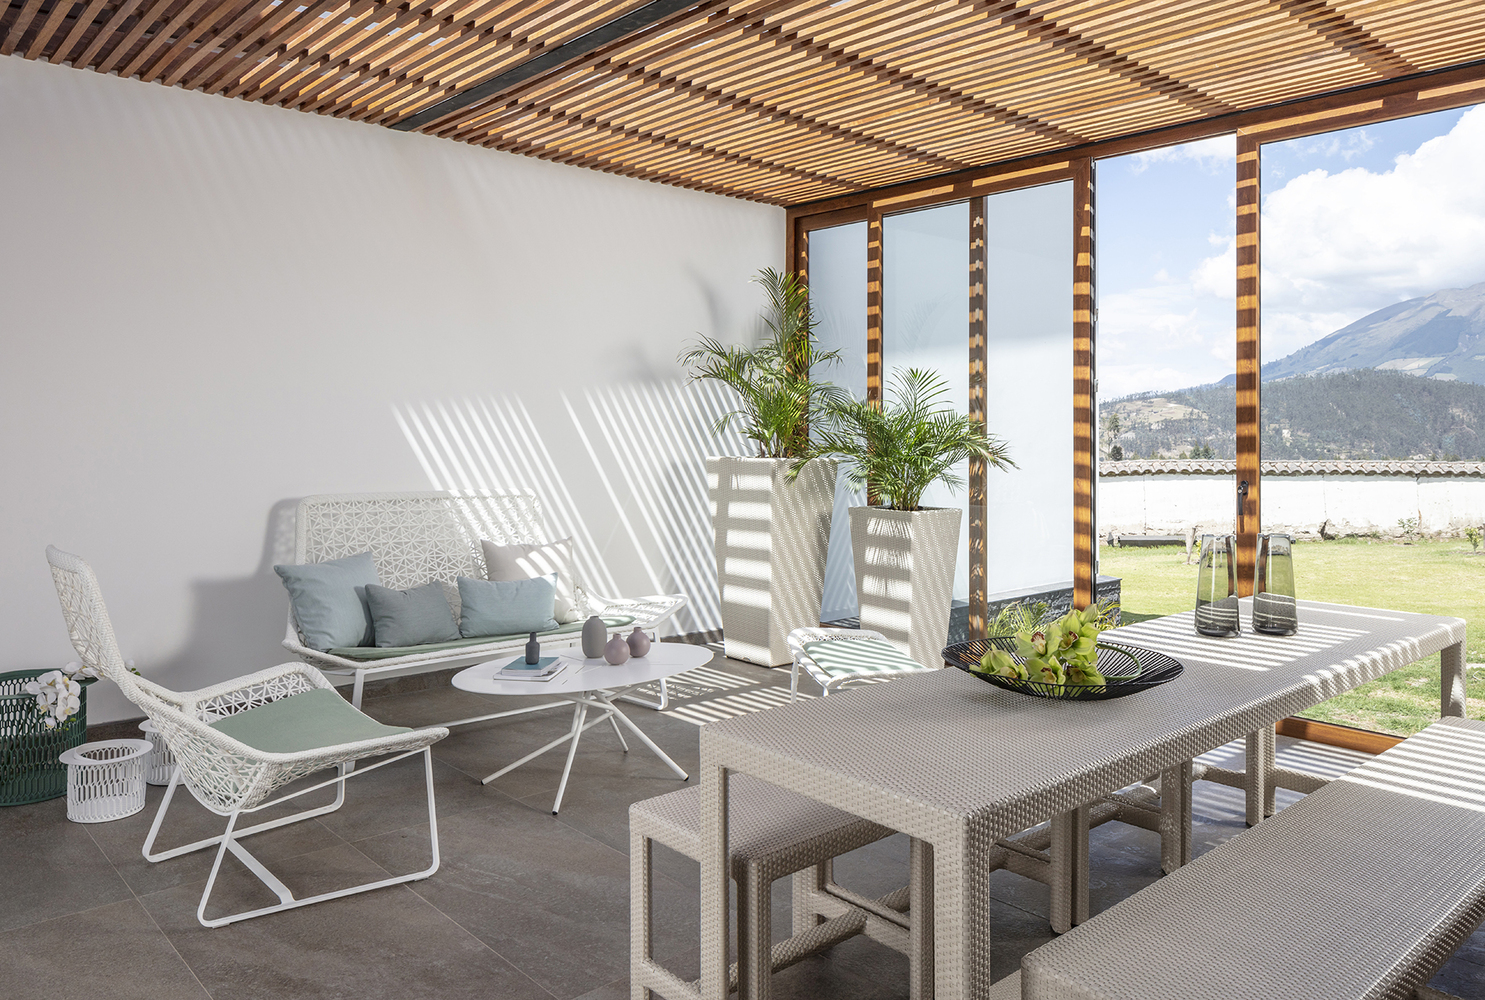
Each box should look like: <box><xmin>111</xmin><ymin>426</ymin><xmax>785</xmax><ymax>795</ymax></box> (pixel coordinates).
<box><xmin>581</xmin><ymin>615</ymin><xmax>607</xmax><ymax>659</ymax></box>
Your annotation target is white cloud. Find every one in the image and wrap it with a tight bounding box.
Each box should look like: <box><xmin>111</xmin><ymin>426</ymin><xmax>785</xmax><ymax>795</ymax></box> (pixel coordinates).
<box><xmin>1128</xmin><ymin>135</ymin><xmax>1236</xmax><ymax>174</ymax></box>
<box><xmin>1099</xmin><ymin>281</ymin><xmax>1234</xmax><ymax>397</ymax></box>
<box><xmin>1258</xmin><ymin>106</ymin><xmax>1485</xmax><ymax>359</ymax></box>
<box><xmin>1102</xmin><ymin>106</ymin><xmax>1485</xmax><ymax>391</ymax></box>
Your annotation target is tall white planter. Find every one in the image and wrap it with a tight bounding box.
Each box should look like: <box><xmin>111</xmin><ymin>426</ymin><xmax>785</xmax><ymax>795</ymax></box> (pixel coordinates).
<box><xmin>708</xmin><ymin>456</ymin><xmax>837</xmax><ymax>666</ymax></box>
<box><xmin>849</xmin><ymin>506</ymin><xmax>962</xmax><ymax>669</ymax></box>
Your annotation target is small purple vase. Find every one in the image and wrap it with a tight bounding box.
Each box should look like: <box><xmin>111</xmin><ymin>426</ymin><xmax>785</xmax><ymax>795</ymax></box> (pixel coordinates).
<box><xmin>604</xmin><ymin>634</ymin><xmax>630</xmax><ymax>665</ymax></box>
<box><xmin>626</xmin><ymin>627</ymin><xmax>651</xmax><ymax>658</ymax></box>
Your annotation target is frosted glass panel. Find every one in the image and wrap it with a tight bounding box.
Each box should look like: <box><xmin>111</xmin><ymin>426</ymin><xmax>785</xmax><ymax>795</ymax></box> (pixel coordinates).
<box><xmin>984</xmin><ymin>182</ymin><xmax>1073</xmax><ymax>595</ymax></box>
<box><xmin>882</xmin><ymin>202</ymin><xmax>972</xmax><ymax>602</ymax></box>
<box><xmin>808</xmin><ymin>222</ymin><xmax>868</xmax><ymax>621</ymax></box>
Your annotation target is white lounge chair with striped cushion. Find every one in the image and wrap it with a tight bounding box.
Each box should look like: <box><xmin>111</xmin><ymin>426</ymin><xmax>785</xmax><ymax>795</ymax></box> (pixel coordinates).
<box><xmin>786</xmin><ymin>627</ymin><xmax>941</xmax><ymax>701</ymax></box>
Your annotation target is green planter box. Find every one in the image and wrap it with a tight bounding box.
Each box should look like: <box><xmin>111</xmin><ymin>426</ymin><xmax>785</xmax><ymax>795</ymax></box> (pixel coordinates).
<box><xmin>0</xmin><ymin>670</ymin><xmax>92</xmax><ymax>806</ymax></box>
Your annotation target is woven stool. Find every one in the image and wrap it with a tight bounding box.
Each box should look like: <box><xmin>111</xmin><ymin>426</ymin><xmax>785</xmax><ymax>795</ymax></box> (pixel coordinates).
<box><xmin>631</xmin><ymin>773</ymin><xmax>927</xmax><ymax>1000</ymax></box>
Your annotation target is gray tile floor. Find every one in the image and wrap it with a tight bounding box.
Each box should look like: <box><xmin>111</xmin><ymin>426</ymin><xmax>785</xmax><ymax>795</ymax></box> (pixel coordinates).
<box><xmin>2</xmin><ymin>651</ymin><xmax>1481</xmax><ymax>1000</ymax></box>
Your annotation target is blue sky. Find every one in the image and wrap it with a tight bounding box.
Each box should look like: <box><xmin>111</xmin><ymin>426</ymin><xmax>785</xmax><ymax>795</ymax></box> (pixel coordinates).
<box><xmin>1096</xmin><ymin>105</ymin><xmax>1484</xmax><ymax>399</ymax></box>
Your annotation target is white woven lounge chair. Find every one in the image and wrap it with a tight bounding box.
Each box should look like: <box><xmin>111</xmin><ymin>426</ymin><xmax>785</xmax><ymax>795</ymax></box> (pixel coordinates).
<box><xmin>47</xmin><ymin>546</ymin><xmax>448</xmax><ymax>928</ymax></box>
<box><xmin>786</xmin><ymin>626</ymin><xmax>941</xmax><ymax>701</ymax></box>
<box><xmin>283</xmin><ymin>491</ymin><xmax>688</xmax><ymax>719</ymax></box>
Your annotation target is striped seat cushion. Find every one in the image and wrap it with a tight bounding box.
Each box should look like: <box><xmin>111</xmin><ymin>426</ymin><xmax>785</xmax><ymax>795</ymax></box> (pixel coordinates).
<box><xmin>802</xmin><ymin>637</ymin><xmax>932</xmax><ymax>679</ymax></box>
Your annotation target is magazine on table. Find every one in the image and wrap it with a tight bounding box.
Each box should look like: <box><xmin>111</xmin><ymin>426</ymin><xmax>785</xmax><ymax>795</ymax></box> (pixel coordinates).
<box><xmin>498</xmin><ymin>656</ymin><xmax>567</xmax><ymax>681</ymax></box>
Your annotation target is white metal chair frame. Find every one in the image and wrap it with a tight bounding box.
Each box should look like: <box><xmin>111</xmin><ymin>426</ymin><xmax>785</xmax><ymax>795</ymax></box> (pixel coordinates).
<box><xmin>786</xmin><ymin>627</ymin><xmax>938</xmax><ymax>701</ymax></box>
<box><xmin>47</xmin><ymin>546</ymin><xmax>448</xmax><ymax>928</ymax></box>
<box><xmin>282</xmin><ymin>491</ymin><xmax>688</xmax><ymax>720</ymax></box>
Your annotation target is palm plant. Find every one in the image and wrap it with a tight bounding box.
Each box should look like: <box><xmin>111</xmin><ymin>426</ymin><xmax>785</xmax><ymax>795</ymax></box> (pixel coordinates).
<box><xmin>679</xmin><ymin>268</ymin><xmax>848</xmax><ymax>459</ymax></box>
<box><xmin>802</xmin><ymin>368</ymin><xmax>1015</xmax><ymax>511</ymax></box>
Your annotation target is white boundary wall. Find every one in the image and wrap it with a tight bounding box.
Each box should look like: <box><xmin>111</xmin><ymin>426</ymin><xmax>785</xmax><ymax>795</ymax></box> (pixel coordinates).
<box><xmin>0</xmin><ymin>56</ymin><xmax>782</xmax><ymax>723</ymax></box>
<box><xmin>1098</xmin><ymin>472</ymin><xmax>1485</xmax><ymax>539</ymax></box>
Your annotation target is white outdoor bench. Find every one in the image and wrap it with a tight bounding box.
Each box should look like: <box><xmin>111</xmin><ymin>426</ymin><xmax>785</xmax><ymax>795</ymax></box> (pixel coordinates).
<box><xmin>282</xmin><ymin>491</ymin><xmax>687</xmax><ymax>722</ymax></box>
<box><xmin>1016</xmin><ymin>716</ymin><xmax>1485</xmax><ymax>1000</ymax></box>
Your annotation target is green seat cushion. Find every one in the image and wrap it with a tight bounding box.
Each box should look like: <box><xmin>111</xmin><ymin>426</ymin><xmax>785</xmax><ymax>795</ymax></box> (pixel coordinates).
<box><xmin>209</xmin><ymin>688</ymin><xmax>410</xmax><ymax>754</ymax></box>
<box><xmin>325</xmin><ymin>615</ymin><xmax>634</xmax><ymax>661</ymax></box>
<box><xmin>802</xmin><ymin>637</ymin><xmax>934</xmax><ymax>679</ymax></box>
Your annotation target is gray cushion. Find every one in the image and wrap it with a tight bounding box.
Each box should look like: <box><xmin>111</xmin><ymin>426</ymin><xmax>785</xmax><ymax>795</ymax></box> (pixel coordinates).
<box><xmin>365</xmin><ymin>582</ymin><xmax>460</xmax><ymax>648</ymax></box>
<box><xmin>274</xmin><ymin>551</ymin><xmax>379</xmax><ymax>651</ymax></box>
<box><xmin>458</xmin><ymin>574</ymin><xmax>559</xmax><ymax>638</ymax></box>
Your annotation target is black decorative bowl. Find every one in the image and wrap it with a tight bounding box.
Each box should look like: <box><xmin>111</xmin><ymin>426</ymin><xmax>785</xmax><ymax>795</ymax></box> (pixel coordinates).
<box><xmin>941</xmin><ymin>637</ymin><xmax>1183</xmax><ymax>701</ymax></box>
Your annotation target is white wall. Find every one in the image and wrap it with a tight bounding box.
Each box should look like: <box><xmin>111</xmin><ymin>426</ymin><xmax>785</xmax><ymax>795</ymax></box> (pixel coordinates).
<box><xmin>0</xmin><ymin>56</ymin><xmax>782</xmax><ymax>723</ymax></box>
<box><xmin>1098</xmin><ymin>473</ymin><xmax>1485</xmax><ymax>539</ymax></box>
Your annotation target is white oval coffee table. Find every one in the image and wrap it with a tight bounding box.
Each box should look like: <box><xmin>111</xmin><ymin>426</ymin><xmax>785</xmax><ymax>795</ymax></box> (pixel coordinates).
<box><xmin>452</xmin><ymin>641</ymin><xmax>714</xmax><ymax>813</ymax></box>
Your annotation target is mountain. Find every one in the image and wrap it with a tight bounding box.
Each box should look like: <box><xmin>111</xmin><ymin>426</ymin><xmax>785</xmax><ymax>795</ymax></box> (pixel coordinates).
<box><xmin>1262</xmin><ymin>280</ymin><xmax>1485</xmax><ymax>385</ymax></box>
<box><xmin>1102</xmin><ymin>370</ymin><xmax>1485</xmax><ymax>461</ymax></box>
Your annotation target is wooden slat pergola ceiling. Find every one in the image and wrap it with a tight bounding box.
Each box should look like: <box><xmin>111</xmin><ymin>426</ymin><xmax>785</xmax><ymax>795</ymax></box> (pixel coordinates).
<box><xmin>3</xmin><ymin>0</ymin><xmax>1485</xmax><ymax>206</ymax></box>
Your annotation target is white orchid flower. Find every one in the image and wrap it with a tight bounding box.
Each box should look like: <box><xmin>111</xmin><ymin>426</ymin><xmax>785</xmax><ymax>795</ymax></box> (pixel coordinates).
<box><xmin>26</xmin><ymin>670</ymin><xmax>82</xmax><ymax>728</ymax></box>
<box><xmin>60</xmin><ymin>659</ymin><xmax>101</xmax><ymax>681</ymax></box>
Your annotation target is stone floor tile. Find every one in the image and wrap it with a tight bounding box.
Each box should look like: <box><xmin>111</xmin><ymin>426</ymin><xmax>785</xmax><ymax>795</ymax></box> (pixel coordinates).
<box><xmin>354</xmin><ymin>799</ymin><xmax>693</xmax><ymax>1000</ymax></box>
<box><xmin>0</xmin><ymin>897</ymin><xmax>210</xmax><ymax>1000</ymax></box>
<box><xmin>85</xmin><ymin>781</ymin><xmax>348</xmax><ymax>897</ymax></box>
<box><xmin>0</xmin><ymin>796</ymin><xmax>133</xmax><ymax>932</ymax></box>
<box><xmin>139</xmin><ymin>842</ymin><xmax>548</xmax><ymax>1000</ymax></box>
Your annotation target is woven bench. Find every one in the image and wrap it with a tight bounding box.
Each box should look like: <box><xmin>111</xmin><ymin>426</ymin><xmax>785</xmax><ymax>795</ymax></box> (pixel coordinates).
<box><xmin>1016</xmin><ymin>716</ymin><xmax>1485</xmax><ymax>1000</ymax></box>
<box><xmin>631</xmin><ymin>774</ymin><xmax>928</xmax><ymax>1000</ymax></box>
<box><xmin>282</xmin><ymin>491</ymin><xmax>687</xmax><ymax>720</ymax></box>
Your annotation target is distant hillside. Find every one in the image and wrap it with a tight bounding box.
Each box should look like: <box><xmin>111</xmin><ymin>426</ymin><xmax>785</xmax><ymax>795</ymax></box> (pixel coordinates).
<box><xmin>1102</xmin><ymin>369</ymin><xmax>1485</xmax><ymax>461</ymax></box>
<box><xmin>1261</xmin><ymin>280</ymin><xmax>1485</xmax><ymax>384</ymax></box>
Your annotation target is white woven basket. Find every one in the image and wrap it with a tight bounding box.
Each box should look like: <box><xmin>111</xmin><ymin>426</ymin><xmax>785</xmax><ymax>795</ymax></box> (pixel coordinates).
<box><xmin>58</xmin><ymin>739</ymin><xmax>152</xmax><ymax>823</ymax></box>
<box><xmin>137</xmin><ymin>719</ymin><xmax>176</xmax><ymax>785</ymax></box>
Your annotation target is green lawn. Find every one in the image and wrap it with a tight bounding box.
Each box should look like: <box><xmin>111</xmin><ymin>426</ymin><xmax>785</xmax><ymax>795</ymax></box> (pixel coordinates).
<box><xmin>1100</xmin><ymin>538</ymin><xmax>1485</xmax><ymax>737</ymax></box>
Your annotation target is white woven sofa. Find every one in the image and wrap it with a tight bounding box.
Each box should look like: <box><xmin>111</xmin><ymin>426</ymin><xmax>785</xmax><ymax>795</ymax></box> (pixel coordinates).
<box><xmin>282</xmin><ymin>491</ymin><xmax>687</xmax><ymax>719</ymax></box>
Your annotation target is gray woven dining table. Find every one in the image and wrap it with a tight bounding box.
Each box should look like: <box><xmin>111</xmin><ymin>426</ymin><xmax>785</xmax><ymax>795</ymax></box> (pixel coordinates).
<box><xmin>696</xmin><ymin>599</ymin><xmax>1466</xmax><ymax>1000</ymax></box>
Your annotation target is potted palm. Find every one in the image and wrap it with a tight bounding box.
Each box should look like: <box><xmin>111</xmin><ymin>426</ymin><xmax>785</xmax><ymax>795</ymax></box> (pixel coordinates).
<box><xmin>681</xmin><ymin>268</ymin><xmax>847</xmax><ymax>666</ymax></box>
<box><xmin>800</xmin><ymin>369</ymin><xmax>1014</xmax><ymax>667</ymax></box>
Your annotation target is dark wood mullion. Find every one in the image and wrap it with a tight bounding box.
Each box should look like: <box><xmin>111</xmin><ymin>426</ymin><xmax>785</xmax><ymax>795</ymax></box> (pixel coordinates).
<box><xmin>968</xmin><ymin>196</ymin><xmax>988</xmax><ymax>639</ymax></box>
<box><xmin>1072</xmin><ymin>158</ymin><xmax>1095</xmax><ymax>610</ymax></box>
<box><xmin>865</xmin><ymin>206</ymin><xmax>883</xmax><ymax>507</ymax></box>
<box><xmin>1235</xmin><ymin>131</ymin><xmax>1262</xmax><ymax>595</ymax></box>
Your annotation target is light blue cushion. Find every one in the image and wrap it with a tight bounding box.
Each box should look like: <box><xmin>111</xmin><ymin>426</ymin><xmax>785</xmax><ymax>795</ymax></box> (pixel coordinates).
<box><xmin>274</xmin><ymin>552</ymin><xmax>379</xmax><ymax>651</ymax></box>
<box><xmin>458</xmin><ymin>574</ymin><xmax>559</xmax><ymax>638</ymax></box>
<box><xmin>365</xmin><ymin>582</ymin><xmax>460</xmax><ymax>648</ymax></box>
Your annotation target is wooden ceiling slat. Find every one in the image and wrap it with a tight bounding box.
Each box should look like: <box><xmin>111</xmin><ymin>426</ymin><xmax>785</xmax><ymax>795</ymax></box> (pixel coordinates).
<box><xmin>25</xmin><ymin>0</ymin><xmax>81</xmax><ymax>59</ymax></box>
<box><xmin>185</xmin><ymin>0</ymin><xmax>341</xmax><ymax>93</ymax></box>
<box><xmin>158</xmin><ymin>0</ymin><xmax>284</xmax><ymax>85</ymax></box>
<box><xmin>120</xmin><ymin>0</ymin><xmax>218</xmax><ymax>78</ymax></box>
<box><xmin>71</xmin><ymin>0</ymin><xmax>146</xmax><ymax>67</ymax></box>
<box><xmin>217</xmin><ymin>1</ymin><xmax>357</xmax><ymax>98</ymax></box>
<box><xmin>48</xmin><ymin>0</ymin><xmax>116</xmax><ymax>63</ymax></box>
<box><xmin>9</xmin><ymin>0</ymin><xmax>1485</xmax><ymax>204</ymax></box>
<box><xmin>2</xmin><ymin>0</ymin><xmax>47</xmax><ymax>57</ymax></box>
<box><xmin>92</xmin><ymin>0</ymin><xmax>178</xmax><ymax>73</ymax></box>
<box><xmin>328</xmin><ymin>0</ymin><xmax>663</xmax><ymax>123</ymax></box>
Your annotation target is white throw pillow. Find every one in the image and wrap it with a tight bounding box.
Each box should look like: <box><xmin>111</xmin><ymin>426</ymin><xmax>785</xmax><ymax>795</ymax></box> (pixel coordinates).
<box><xmin>482</xmin><ymin>537</ymin><xmax>581</xmax><ymax>623</ymax></box>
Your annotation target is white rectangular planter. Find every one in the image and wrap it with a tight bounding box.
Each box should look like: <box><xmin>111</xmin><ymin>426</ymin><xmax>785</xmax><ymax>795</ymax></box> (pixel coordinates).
<box><xmin>708</xmin><ymin>456</ymin><xmax>837</xmax><ymax>666</ymax></box>
<box><xmin>849</xmin><ymin>505</ymin><xmax>962</xmax><ymax>669</ymax></box>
